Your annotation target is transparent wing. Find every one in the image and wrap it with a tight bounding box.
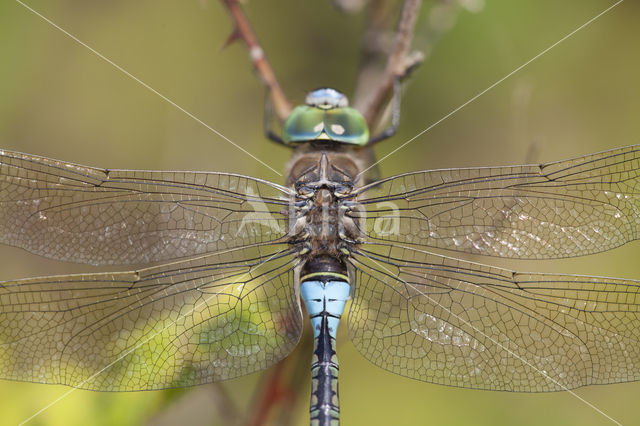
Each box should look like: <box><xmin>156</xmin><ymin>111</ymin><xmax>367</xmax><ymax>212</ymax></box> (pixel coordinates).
<box><xmin>348</xmin><ymin>243</ymin><xmax>640</xmax><ymax>391</ymax></box>
<box><xmin>0</xmin><ymin>245</ymin><xmax>302</xmax><ymax>391</ymax></box>
<box><xmin>0</xmin><ymin>149</ymin><xmax>292</xmax><ymax>266</ymax></box>
<box><xmin>352</xmin><ymin>145</ymin><xmax>640</xmax><ymax>259</ymax></box>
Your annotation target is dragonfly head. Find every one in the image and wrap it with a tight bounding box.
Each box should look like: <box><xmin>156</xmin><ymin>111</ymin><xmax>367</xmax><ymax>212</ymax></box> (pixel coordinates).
<box><xmin>282</xmin><ymin>88</ymin><xmax>370</xmax><ymax>146</ymax></box>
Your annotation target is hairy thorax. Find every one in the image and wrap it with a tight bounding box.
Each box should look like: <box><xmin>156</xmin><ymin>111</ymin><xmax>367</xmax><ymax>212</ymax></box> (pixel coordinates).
<box><xmin>285</xmin><ymin>145</ymin><xmax>364</xmax><ymax>263</ymax></box>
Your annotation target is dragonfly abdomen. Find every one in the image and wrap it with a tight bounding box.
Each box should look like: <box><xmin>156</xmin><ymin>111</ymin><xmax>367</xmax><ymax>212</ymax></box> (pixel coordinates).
<box><xmin>300</xmin><ymin>257</ymin><xmax>350</xmax><ymax>426</ymax></box>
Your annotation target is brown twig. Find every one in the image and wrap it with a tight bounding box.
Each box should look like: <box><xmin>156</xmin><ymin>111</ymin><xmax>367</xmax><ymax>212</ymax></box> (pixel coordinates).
<box><xmin>355</xmin><ymin>0</ymin><xmax>423</xmax><ymax>128</ymax></box>
<box><xmin>354</xmin><ymin>0</ymin><xmax>484</xmax><ymax>130</ymax></box>
<box><xmin>220</xmin><ymin>0</ymin><xmax>292</xmax><ymax>121</ymax></box>
<box><xmin>352</xmin><ymin>0</ymin><xmax>397</xmax><ymax>111</ymax></box>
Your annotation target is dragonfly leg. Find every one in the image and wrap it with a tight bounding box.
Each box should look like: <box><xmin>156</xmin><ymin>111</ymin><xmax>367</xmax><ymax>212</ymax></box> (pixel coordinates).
<box><xmin>366</xmin><ymin>58</ymin><xmax>422</xmax><ymax>146</ymax></box>
<box><xmin>366</xmin><ymin>76</ymin><xmax>402</xmax><ymax>145</ymax></box>
<box><xmin>264</xmin><ymin>88</ymin><xmax>289</xmax><ymax>146</ymax></box>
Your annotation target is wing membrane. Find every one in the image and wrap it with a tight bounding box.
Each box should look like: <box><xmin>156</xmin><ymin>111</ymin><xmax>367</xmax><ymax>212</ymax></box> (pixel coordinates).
<box><xmin>0</xmin><ymin>245</ymin><xmax>302</xmax><ymax>391</ymax></box>
<box><xmin>352</xmin><ymin>145</ymin><xmax>640</xmax><ymax>259</ymax></box>
<box><xmin>348</xmin><ymin>243</ymin><xmax>640</xmax><ymax>391</ymax></box>
<box><xmin>0</xmin><ymin>149</ymin><xmax>292</xmax><ymax>266</ymax></box>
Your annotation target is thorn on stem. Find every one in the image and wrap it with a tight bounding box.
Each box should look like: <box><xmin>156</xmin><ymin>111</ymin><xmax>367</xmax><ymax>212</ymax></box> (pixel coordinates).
<box><xmin>223</xmin><ymin>28</ymin><xmax>242</xmax><ymax>49</ymax></box>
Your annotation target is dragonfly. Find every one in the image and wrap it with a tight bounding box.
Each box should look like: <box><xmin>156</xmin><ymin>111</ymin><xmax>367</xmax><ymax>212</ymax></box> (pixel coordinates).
<box><xmin>1</xmin><ymin>87</ymin><xmax>640</xmax><ymax>426</ymax></box>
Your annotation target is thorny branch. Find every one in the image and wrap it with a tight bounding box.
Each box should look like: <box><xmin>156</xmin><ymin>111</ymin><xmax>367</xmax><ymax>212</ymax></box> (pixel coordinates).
<box><xmin>354</xmin><ymin>0</ymin><xmax>423</xmax><ymax>128</ymax></box>
<box><xmin>220</xmin><ymin>0</ymin><xmax>292</xmax><ymax>121</ymax></box>
<box><xmin>219</xmin><ymin>0</ymin><xmax>479</xmax><ymax>135</ymax></box>
<box><xmin>219</xmin><ymin>0</ymin><xmax>424</xmax><ymax>130</ymax></box>
<box><xmin>353</xmin><ymin>0</ymin><xmax>484</xmax><ymax>131</ymax></box>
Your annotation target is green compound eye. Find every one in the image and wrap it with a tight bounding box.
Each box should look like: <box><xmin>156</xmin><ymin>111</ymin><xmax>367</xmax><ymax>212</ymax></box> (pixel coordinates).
<box><xmin>282</xmin><ymin>89</ymin><xmax>370</xmax><ymax>145</ymax></box>
<box><xmin>282</xmin><ymin>106</ymin><xmax>326</xmax><ymax>143</ymax></box>
<box><xmin>323</xmin><ymin>107</ymin><xmax>369</xmax><ymax>145</ymax></box>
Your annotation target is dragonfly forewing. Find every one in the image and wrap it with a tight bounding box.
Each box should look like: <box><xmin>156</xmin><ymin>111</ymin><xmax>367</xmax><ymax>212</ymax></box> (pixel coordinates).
<box><xmin>0</xmin><ymin>149</ymin><xmax>293</xmax><ymax>266</ymax></box>
<box><xmin>352</xmin><ymin>144</ymin><xmax>640</xmax><ymax>259</ymax></box>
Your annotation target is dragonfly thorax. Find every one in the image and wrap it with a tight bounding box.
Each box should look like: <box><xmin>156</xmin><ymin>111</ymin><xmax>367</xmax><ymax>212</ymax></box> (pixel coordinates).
<box><xmin>288</xmin><ymin>152</ymin><xmax>363</xmax><ymax>261</ymax></box>
<box><xmin>282</xmin><ymin>88</ymin><xmax>370</xmax><ymax>146</ymax></box>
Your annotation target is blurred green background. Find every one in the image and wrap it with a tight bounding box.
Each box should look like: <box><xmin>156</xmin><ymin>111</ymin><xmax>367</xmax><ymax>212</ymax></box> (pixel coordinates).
<box><xmin>1</xmin><ymin>0</ymin><xmax>639</xmax><ymax>425</ymax></box>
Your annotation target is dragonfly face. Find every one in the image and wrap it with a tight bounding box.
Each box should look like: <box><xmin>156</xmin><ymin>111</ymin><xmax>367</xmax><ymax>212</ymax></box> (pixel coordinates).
<box><xmin>1</xmin><ymin>83</ymin><xmax>640</xmax><ymax>426</ymax></box>
<box><xmin>282</xmin><ymin>88</ymin><xmax>370</xmax><ymax>145</ymax></box>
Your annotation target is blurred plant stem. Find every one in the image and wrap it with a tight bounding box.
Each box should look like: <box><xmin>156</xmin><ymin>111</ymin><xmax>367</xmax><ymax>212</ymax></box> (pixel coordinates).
<box><xmin>353</xmin><ymin>0</ymin><xmax>423</xmax><ymax>128</ymax></box>
<box><xmin>220</xmin><ymin>0</ymin><xmax>292</xmax><ymax>122</ymax></box>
